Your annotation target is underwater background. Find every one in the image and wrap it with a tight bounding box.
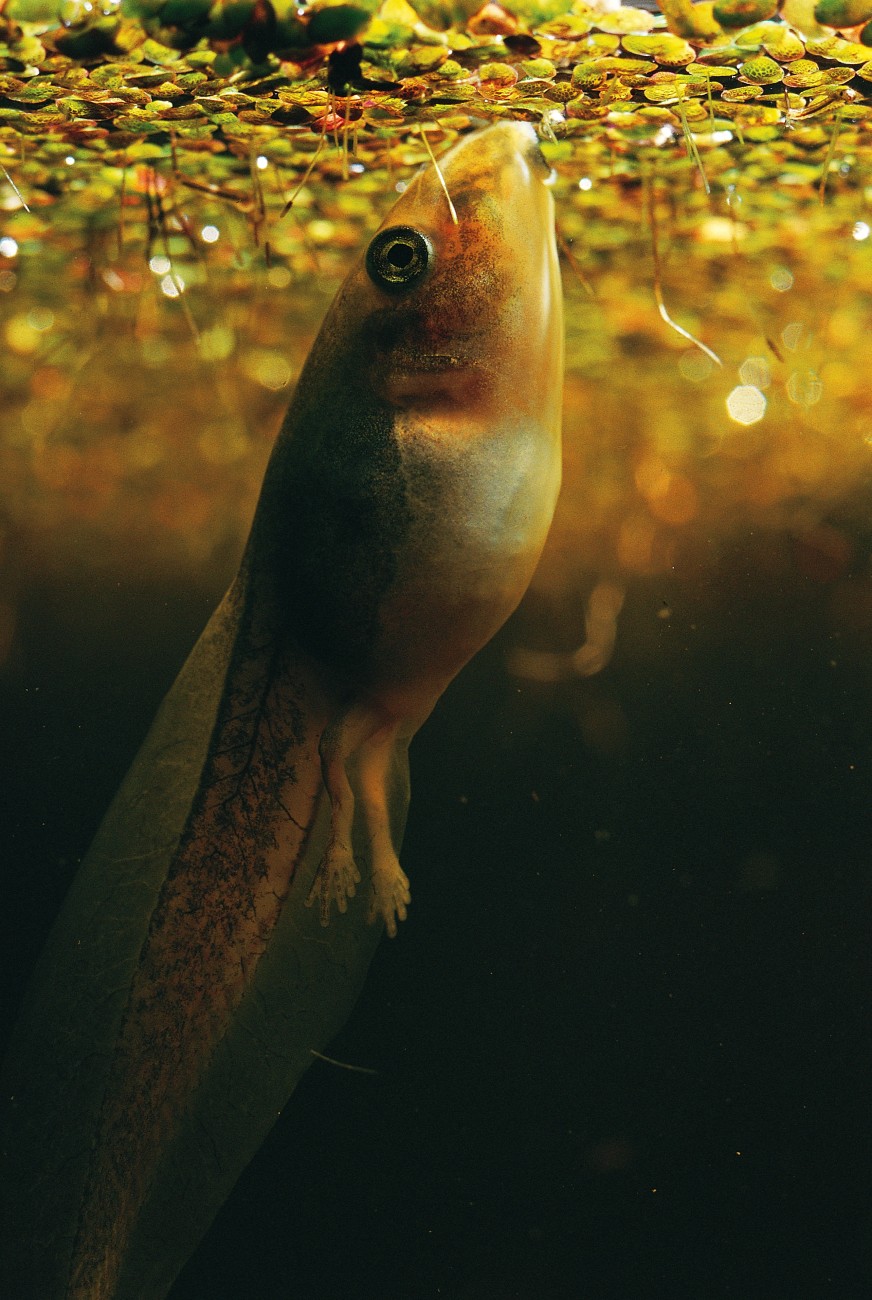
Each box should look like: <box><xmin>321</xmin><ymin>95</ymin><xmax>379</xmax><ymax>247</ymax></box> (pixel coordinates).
<box><xmin>1</xmin><ymin>206</ymin><xmax>870</xmax><ymax>1296</ymax></box>
<box><xmin>2</xmin><ymin>0</ymin><xmax>872</xmax><ymax>1287</ymax></box>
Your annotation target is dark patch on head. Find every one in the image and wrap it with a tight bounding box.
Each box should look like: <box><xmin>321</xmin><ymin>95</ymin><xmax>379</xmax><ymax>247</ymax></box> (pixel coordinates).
<box><xmin>368</xmin><ymin>305</ymin><xmax>425</xmax><ymax>352</ymax></box>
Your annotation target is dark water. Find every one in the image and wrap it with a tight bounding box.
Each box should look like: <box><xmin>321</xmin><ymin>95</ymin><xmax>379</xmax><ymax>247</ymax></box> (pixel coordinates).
<box><xmin>1</xmin><ymin>539</ymin><xmax>869</xmax><ymax>1298</ymax></box>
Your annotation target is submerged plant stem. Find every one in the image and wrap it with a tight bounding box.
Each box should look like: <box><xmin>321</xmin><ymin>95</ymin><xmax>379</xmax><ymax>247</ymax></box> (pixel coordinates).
<box><xmin>678</xmin><ymin>97</ymin><xmax>709</xmax><ymax>196</ymax></box>
<box><xmin>309</xmin><ymin>1049</ymin><xmax>378</xmax><ymax>1076</ymax></box>
<box><xmin>419</xmin><ymin>127</ymin><xmax>458</xmax><ymax>226</ymax></box>
<box><xmin>556</xmin><ymin>230</ymin><xmax>596</xmax><ymax>298</ymax></box>
<box><xmin>819</xmin><ymin>107</ymin><xmax>843</xmax><ymax>207</ymax></box>
<box><xmin>647</xmin><ymin>179</ymin><xmax>722</xmax><ymax>367</ymax></box>
<box><xmin>1</xmin><ymin>164</ymin><xmax>29</xmax><ymax>213</ymax></box>
<box><xmin>279</xmin><ymin>133</ymin><xmax>327</xmax><ymax>220</ymax></box>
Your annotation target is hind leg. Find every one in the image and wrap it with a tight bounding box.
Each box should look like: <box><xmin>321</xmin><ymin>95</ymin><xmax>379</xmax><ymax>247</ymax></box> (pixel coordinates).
<box><xmin>305</xmin><ymin>714</ymin><xmax>364</xmax><ymax>925</ymax></box>
<box><xmin>305</xmin><ymin>703</ymin><xmax>411</xmax><ymax>934</ymax></box>
<box><xmin>355</xmin><ymin>730</ymin><xmax>411</xmax><ymax>938</ymax></box>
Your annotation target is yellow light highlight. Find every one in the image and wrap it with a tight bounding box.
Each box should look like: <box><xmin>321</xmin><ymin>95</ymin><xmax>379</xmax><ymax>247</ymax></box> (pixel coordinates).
<box><xmin>242</xmin><ymin>349</ymin><xmax>293</xmax><ymax>391</ymax></box>
<box><xmin>5</xmin><ymin>314</ymin><xmax>41</xmax><ymax>354</ymax></box>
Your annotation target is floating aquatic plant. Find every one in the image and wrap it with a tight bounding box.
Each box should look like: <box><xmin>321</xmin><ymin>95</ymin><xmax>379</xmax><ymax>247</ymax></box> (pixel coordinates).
<box><xmin>0</xmin><ymin>0</ymin><xmax>870</xmax><ymax>256</ymax></box>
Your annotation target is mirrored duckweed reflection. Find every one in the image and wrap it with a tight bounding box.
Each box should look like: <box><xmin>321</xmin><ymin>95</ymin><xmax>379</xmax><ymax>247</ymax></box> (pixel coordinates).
<box><xmin>1</xmin><ymin>100</ymin><xmax>871</xmax><ymax>1299</ymax></box>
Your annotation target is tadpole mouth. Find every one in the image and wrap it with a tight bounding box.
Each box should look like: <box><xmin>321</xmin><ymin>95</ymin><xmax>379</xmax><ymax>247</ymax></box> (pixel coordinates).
<box><xmin>387</xmin><ymin>351</ymin><xmax>463</xmax><ymax>373</ymax></box>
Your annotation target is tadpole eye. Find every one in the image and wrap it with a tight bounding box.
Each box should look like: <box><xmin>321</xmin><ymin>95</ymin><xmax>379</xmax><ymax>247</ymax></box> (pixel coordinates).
<box><xmin>365</xmin><ymin>226</ymin><xmax>433</xmax><ymax>292</ymax></box>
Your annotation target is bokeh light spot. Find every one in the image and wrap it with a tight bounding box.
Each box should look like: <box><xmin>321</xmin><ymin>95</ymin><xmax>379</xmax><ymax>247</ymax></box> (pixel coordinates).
<box><xmin>726</xmin><ymin>385</ymin><xmax>766</xmax><ymax>425</ymax></box>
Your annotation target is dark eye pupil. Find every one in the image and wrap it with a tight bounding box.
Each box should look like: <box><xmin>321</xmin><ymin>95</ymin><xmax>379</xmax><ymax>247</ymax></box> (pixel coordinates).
<box><xmin>366</xmin><ymin>225</ymin><xmax>433</xmax><ymax>292</ymax></box>
<box><xmin>387</xmin><ymin>243</ymin><xmax>414</xmax><ymax>268</ymax></box>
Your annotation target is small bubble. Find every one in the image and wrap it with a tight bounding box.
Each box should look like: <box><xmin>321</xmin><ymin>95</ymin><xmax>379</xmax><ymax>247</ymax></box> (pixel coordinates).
<box><xmin>770</xmin><ymin>266</ymin><xmax>793</xmax><ymax>292</ymax></box>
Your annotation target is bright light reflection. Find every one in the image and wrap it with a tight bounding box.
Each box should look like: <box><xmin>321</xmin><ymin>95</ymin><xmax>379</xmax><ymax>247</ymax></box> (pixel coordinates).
<box><xmin>578</xmin><ymin>176</ymin><xmax>593</xmax><ymax>191</ymax></box>
<box><xmin>201</xmin><ymin>225</ymin><xmax>220</xmax><ymax>243</ymax></box>
<box><xmin>853</xmin><ymin>221</ymin><xmax>870</xmax><ymax>241</ymax></box>
<box><xmin>64</xmin><ymin>156</ymin><xmax>75</xmax><ymax>166</ymax></box>
<box><xmin>726</xmin><ymin>385</ymin><xmax>766</xmax><ymax>426</ymax></box>
<box><xmin>149</xmin><ymin>255</ymin><xmax>171</xmax><ymax>275</ymax></box>
<box><xmin>0</xmin><ymin>236</ymin><xmax>18</xmax><ymax>258</ymax></box>
<box><xmin>256</xmin><ymin>155</ymin><xmax>268</xmax><ymax>170</ymax></box>
<box><xmin>160</xmin><ymin>273</ymin><xmax>184</xmax><ymax>298</ymax></box>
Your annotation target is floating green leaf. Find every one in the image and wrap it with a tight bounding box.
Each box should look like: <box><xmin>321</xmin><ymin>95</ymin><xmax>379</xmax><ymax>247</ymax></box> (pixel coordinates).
<box><xmin>622</xmin><ymin>32</ymin><xmax>697</xmax><ymax>63</ymax></box>
<box><xmin>814</xmin><ymin>0</ymin><xmax>872</xmax><ymax>25</ymax></box>
<box><xmin>713</xmin><ymin>0</ymin><xmax>778</xmax><ymax>27</ymax></box>
<box><xmin>739</xmin><ymin>55</ymin><xmax>784</xmax><ymax>81</ymax></box>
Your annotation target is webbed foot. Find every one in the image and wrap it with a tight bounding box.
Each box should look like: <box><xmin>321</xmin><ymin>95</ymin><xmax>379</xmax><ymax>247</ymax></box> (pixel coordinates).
<box><xmin>305</xmin><ymin>837</ymin><xmax>361</xmax><ymax>927</ymax></box>
<box><xmin>367</xmin><ymin>856</ymin><xmax>411</xmax><ymax>939</ymax></box>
